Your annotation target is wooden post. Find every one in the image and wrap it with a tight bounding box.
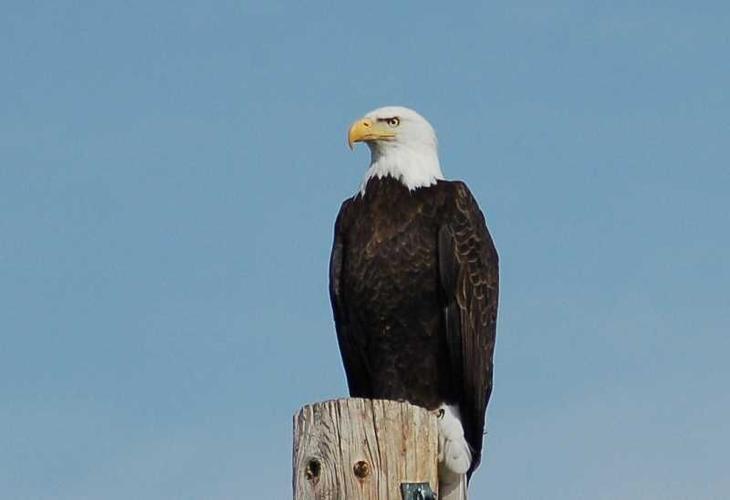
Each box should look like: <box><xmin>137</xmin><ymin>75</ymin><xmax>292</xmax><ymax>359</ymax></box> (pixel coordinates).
<box><xmin>293</xmin><ymin>398</ymin><xmax>439</xmax><ymax>499</ymax></box>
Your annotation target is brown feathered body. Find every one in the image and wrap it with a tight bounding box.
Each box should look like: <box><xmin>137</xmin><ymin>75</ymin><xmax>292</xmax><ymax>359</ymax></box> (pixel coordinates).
<box><xmin>329</xmin><ymin>176</ymin><xmax>499</xmax><ymax>477</ymax></box>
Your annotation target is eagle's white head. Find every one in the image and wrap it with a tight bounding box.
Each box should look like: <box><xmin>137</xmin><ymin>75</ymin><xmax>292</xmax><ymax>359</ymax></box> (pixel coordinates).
<box><xmin>348</xmin><ymin>106</ymin><xmax>444</xmax><ymax>195</ymax></box>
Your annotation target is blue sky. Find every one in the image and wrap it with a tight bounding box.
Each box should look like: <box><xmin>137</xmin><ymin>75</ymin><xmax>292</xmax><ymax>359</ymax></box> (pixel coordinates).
<box><xmin>1</xmin><ymin>2</ymin><xmax>728</xmax><ymax>499</ymax></box>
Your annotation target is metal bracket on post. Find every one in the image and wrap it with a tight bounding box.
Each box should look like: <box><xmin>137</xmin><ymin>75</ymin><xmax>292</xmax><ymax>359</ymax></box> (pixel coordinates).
<box><xmin>401</xmin><ymin>482</ymin><xmax>436</xmax><ymax>500</ymax></box>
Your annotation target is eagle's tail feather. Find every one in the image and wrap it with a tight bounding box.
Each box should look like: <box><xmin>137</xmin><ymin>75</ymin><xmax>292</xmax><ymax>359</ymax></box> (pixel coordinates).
<box><xmin>436</xmin><ymin>404</ymin><xmax>471</xmax><ymax>500</ymax></box>
<box><xmin>437</xmin><ymin>404</ymin><xmax>472</xmax><ymax>476</ymax></box>
<box><xmin>439</xmin><ymin>473</ymin><xmax>467</xmax><ymax>500</ymax></box>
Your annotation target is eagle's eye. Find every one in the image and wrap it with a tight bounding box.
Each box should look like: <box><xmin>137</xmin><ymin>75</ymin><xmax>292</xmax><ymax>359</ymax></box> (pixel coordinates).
<box><xmin>386</xmin><ymin>117</ymin><xmax>400</xmax><ymax>128</ymax></box>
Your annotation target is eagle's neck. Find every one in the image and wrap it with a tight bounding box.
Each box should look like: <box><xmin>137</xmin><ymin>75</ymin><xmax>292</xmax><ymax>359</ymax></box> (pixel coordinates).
<box><xmin>359</xmin><ymin>143</ymin><xmax>444</xmax><ymax>195</ymax></box>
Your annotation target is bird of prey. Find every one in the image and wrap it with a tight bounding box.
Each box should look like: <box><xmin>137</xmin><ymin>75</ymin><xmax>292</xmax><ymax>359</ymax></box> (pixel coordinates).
<box><xmin>329</xmin><ymin>106</ymin><xmax>499</xmax><ymax>496</ymax></box>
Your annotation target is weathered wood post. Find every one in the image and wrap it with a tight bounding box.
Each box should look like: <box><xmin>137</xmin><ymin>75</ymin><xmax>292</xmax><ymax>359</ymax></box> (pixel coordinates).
<box><xmin>293</xmin><ymin>398</ymin><xmax>439</xmax><ymax>499</ymax></box>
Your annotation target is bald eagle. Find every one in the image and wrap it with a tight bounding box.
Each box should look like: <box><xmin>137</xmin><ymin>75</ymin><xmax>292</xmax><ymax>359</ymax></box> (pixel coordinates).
<box><xmin>329</xmin><ymin>106</ymin><xmax>499</xmax><ymax>494</ymax></box>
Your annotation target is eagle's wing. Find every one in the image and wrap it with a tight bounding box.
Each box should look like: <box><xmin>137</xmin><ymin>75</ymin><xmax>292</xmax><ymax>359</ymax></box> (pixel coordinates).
<box><xmin>329</xmin><ymin>200</ymin><xmax>371</xmax><ymax>397</ymax></box>
<box><xmin>438</xmin><ymin>181</ymin><xmax>499</xmax><ymax>478</ymax></box>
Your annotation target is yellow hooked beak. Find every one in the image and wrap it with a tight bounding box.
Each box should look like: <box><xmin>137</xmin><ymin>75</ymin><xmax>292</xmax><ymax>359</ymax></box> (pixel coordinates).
<box><xmin>347</xmin><ymin>118</ymin><xmax>397</xmax><ymax>149</ymax></box>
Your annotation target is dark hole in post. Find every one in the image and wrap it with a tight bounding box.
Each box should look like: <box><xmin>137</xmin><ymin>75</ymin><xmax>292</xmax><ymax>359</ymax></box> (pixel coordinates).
<box><xmin>305</xmin><ymin>458</ymin><xmax>321</xmax><ymax>482</ymax></box>
<box><xmin>353</xmin><ymin>460</ymin><xmax>370</xmax><ymax>479</ymax></box>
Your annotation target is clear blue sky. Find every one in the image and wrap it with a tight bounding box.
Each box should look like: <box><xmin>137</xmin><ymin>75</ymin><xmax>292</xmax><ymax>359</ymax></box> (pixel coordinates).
<box><xmin>2</xmin><ymin>2</ymin><xmax>728</xmax><ymax>499</ymax></box>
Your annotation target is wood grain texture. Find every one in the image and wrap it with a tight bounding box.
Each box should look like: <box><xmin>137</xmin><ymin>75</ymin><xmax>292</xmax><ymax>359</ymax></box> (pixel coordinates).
<box><xmin>293</xmin><ymin>399</ymin><xmax>439</xmax><ymax>499</ymax></box>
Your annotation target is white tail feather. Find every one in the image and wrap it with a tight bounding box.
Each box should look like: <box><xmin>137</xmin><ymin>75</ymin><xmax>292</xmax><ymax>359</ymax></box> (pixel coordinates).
<box><xmin>437</xmin><ymin>404</ymin><xmax>472</xmax><ymax>475</ymax></box>
<box><xmin>439</xmin><ymin>473</ymin><xmax>467</xmax><ymax>500</ymax></box>
<box><xmin>436</xmin><ymin>404</ymin><xmax>471</xmax><ymax>499</ymax></box>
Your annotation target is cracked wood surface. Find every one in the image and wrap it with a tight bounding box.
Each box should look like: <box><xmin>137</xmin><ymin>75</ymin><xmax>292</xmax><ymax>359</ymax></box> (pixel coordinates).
<box><xmin>293</xmin><ymin>399</ymin><xmax>438</xmax><ymax>499</ymax></box>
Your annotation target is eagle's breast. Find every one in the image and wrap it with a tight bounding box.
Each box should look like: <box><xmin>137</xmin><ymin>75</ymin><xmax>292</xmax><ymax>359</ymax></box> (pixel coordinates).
<box><xmin>340</xmin><ymin>177</ymin><xmax>450</xmax><ymax>346</ymax></box>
